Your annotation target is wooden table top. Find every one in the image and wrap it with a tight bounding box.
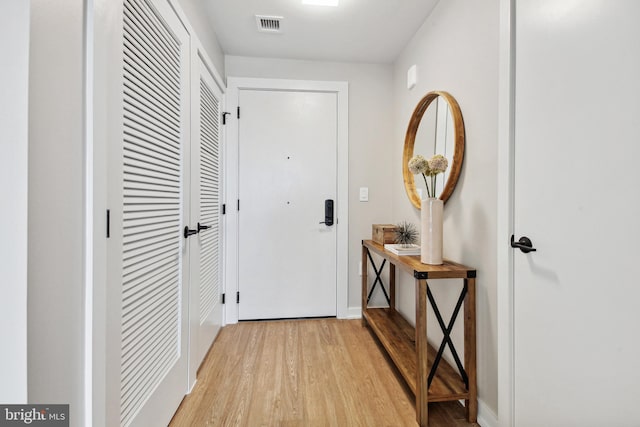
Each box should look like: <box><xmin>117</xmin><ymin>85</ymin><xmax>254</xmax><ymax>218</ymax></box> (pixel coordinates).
<box><xmin>362</xmin><ymin>240</ymin><xmax>476</xmax><ymax>280</ymax></box>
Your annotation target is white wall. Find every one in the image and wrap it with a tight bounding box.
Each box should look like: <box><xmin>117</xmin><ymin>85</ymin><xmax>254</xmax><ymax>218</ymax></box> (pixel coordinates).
<box><xmin>175</xmin><ymin>0</ymin><xmax>225</xmax><ymax>77</ymax></box>
<box><xmin>391</xmin><ymin>0</ymin><xmax>500</xmax><ymax>417</ymax></box>
<box><xmin>28</xmin><ymin>0</ymin><xmax>86</xmax><ymax>424</ymax></box>
<box><xmin>0</xmin><ymin>0</ymin><xmax>30</xmax><ymax>404</ymax></box>
<box><xmin>225</xmin><ymin>55</ymin><xmax>395</xmax><ymax>313</ymax></box>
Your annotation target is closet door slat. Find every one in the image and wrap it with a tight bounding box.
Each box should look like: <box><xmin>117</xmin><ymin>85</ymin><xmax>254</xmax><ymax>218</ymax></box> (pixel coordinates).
<box><xmin>198</xmin><ymin>78</ymin><xmax>221</xmax><ymax>324</ymax></box>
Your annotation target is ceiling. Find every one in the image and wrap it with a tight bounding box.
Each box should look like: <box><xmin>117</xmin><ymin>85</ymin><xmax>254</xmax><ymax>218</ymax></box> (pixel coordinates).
<box><xmin>201</xmin><ymin>0</ymin><xmax>440</xmax><ymax>64</ymax></box>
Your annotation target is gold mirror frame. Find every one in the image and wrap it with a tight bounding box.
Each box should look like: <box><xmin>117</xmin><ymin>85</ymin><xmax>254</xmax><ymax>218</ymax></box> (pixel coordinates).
<box><xmin>402</xmin><ymin>91</ymin><xmax>465</xmax><ymax>209</ymax></box>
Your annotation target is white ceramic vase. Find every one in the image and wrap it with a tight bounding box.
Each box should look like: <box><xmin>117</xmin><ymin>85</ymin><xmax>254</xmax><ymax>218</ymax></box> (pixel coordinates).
<box><xmin>420</xmin><ymin>198</ymin><xmax>443</xmax><ymax>265</ymax></box>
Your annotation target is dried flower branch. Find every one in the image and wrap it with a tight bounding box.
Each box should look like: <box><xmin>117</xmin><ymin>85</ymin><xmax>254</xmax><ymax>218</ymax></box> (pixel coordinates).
<box><xmin>408</xmin><ymin>153</ymin><xmax>449</xmax><ymax>198</ymax></box>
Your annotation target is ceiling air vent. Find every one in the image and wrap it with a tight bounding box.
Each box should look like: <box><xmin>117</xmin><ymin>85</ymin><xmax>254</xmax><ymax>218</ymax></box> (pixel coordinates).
<box><xmin>255</xmin><ymin>15</ymin><xmax>283</xmax><ymax>33</ymax></box>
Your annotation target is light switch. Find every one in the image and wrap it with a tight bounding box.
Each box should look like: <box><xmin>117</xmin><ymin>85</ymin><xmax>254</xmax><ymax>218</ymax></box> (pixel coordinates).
<box><xmin>359</xmin><ymin>187</ymin><xmax>369</xmax><ymax>202</ymax></box>
<box><xmin>407</xmin><ymin>64</ymin><xmax>417</xmax><ymax>90</ymax></box>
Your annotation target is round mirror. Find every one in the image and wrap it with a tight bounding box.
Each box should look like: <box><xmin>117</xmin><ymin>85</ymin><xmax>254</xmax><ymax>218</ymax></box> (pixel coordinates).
<box><xmin>402</xmin><ymin>91</ymin><xmax>465</xmax><ymax>209</ymax></box>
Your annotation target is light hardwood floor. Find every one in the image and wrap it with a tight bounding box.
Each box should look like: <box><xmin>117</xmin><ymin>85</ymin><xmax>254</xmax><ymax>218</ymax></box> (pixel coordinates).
<box><xmin>170</xmin><ymin>319</ymin><xmax>480</xmax><ymax>427</ymax></box>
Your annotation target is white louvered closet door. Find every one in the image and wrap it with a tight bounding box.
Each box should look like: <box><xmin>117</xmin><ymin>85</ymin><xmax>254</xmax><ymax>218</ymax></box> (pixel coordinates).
<box><xmin>110</xmin><ymin>0</ymin><xmax>191</xmax><ymax>425</ymax></box>
<box><xmin>187</xmin><ymin>49</ymin><xmax>224</xmax><ymax>383</ymax></box>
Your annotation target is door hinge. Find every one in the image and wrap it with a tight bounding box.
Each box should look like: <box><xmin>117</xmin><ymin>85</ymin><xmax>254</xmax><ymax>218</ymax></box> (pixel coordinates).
<box><xmin>222</xmin><ymin>204</ymin><xmax>226</xmax><ymax>215</ymax></box>
<box><xmin>236</xmin><ymin>291</ymin><xmax>240</xmax><ymax>304</ymax></box>
<box><xmin>222</xmin><ymin>112</ymin><xmax>230</xmax><ymax>125</ymax></box>
<box><xmin>222</xmin><ymin>293</ymin><xmax>226</xmax><ymax>304</ymax></box>
<box><xmin>237</xmin><ymin>200</ymin><xmax>240</xmax><ymax>211</ymax></box>
<box><xmin>237</xmin><ymin>106</ymin><xmax>240</xmax><ymax>119</ymax></box>
<box><xmin>106</xmin><ymin>209</ymin><xmax>110</xmax><ymax>238</ymax></box>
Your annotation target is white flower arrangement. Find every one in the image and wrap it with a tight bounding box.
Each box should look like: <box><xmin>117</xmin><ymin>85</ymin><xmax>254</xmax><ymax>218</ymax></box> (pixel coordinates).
<box><xmin>408</xmin><ymin>154</ymin><xmax>449</xmax><ymax>198</ymax></box>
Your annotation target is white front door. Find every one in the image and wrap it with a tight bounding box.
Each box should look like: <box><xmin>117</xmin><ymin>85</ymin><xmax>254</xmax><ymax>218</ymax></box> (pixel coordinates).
<box><xmin>237</xmin><ymin>88</ymin><xmax>338</xmax><ymax>320</ymax></box>
<box><xmin>513</xmin><ymin>1</ymin><xmax>640</xmax><ymax>425</ymax></box>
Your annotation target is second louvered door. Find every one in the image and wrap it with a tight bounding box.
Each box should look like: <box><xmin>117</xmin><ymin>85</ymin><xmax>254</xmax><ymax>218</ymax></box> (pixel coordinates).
<box><xmin>110</xmin><ymin>0</ymin><xmax>191</xmax><ymax>425</ymax></box>
<box><xmin>187</xmin><ymin>48</ymin><xmax>224</xmax><ymax>383</ymax></box>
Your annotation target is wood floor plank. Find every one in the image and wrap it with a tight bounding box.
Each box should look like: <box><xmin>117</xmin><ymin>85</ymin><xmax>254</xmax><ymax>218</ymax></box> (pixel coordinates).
<box><xmin>169</xmin><ymin>319</ymin><xmax>480</xmax><ymax>427</ymax></box>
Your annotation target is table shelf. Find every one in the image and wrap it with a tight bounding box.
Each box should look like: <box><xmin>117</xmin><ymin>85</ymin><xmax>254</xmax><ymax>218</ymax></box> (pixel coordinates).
<box><xmin>364</xmin><ymin>308</ymin><xmax>469</xmax><ymax>402</ymax></box>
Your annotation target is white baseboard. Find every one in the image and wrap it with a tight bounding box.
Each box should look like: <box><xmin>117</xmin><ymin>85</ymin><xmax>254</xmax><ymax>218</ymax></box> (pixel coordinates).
<box><xmin>342</xmin><ymin>306</ymin><xmax>362</xmax><ymax>319</ymax></box>
<box><xmin>477</xmin><ymin>398</ymin><xmax>498</xmax><ymax>427</ymax></box>
<box><xmin>187</xmin><ymin>379</ymin><xmax>197</xmax><ymax>394</ymax></box>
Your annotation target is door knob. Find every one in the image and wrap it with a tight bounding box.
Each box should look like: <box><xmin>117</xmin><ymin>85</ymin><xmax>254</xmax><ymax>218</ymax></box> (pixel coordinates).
<box><xmin>197</xmin><ymin>222</ymin><xmax>211</xmax><ymax>232</ymax></box>
<box><xmin>319</xmin><ymin>199</ymin><xmax>334</xmax><ymax>226</ymax></box>
<box><xmin>184</xmin><ymin>226</ymin><xmax>198</xmax><ymax>239</ymax></box>
<box><xmin>510</xmin><ymin>234</ymin><xmax>537</xmax><ymax>253</ymax></box>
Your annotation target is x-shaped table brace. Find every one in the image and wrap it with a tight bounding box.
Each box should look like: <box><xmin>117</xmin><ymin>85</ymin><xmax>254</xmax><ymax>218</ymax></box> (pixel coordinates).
<box><xmin>426</xmin><ymin>281</ymin><xmax>469</xmax><ymax>388</ymax></box>
<box><xmin>366</xmin><ymin>249</ymin><xmax>391</xmax><ymax>305</ymax></box>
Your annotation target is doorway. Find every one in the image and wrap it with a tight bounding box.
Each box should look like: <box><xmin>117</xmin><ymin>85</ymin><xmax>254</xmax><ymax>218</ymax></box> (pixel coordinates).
<box><xmin>224</xmin><ymin>78</ymin><xmax>349</xmax><ymax>322</ymax></box>
<box><xmin>498</xmin><ymin>1</ymin><xmax>640</xmax><ymax>425</ymax></box>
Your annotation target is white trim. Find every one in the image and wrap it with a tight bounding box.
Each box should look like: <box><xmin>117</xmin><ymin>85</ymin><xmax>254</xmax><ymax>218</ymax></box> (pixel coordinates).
<box><xmin>220</xmin><ymin>94</ymin><xmax>228</xmax><ymax>327</ymax></box>
<box><xmin>458</xmin><ymin>398</ymin><xmax>498</xmax><ymax>427</ymax></box>
<box><xmin>224</xmin><ymin>80</ymin><xmax>240</xmax><ymax>324</ymax></box>
<box><xmin>478</xmin><ymin>398</ymin><xmax>500</xmax><ymax>427</ymax></box>
<box><xmin>224</xmin><ymin>77</ymin><xmax>349</xmax><ymax>323</ymax></box>
<box><xmin>90</xmin><ymin>0</ymin><xmax>117</xmax><ymax>424</ymax></box>
<box><xmin>497</xmin><ymin>0</ymin><xmax>516</xmax><ymax>426</ymax></box>
<box><xmin>345</xmin><ymin>306</ymin><xmax>363</xmax><ymax>319</ymax></box>
<box><xmin>83</xmin><ymin>0</ymin><xmax>94</xmax><ymax>425</ymax></box>
<box><xmin>334</xmin><ymin>80</ymin><xmax>349</xmax><ymax>319</ymax></box>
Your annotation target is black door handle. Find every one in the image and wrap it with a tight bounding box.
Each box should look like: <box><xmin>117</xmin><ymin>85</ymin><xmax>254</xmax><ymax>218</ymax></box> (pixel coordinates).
<box><xmin>197</xmin><ymin>222</ymin><xmax>211</xmax><ymax>232</ymax></box>
<box><xmin>319</xmin><ymin>199</ymin><xmax>334</xmax><ymax>226</ymax></box>
<box><xmin>184</xmin><ymin>226</ymin><xmax>198</xmax><ymax>239</ymax></box>
<box><xmin>511</xmin><ymin>234</ymin><xmax>537</xmax><ymax>253</ymax></box>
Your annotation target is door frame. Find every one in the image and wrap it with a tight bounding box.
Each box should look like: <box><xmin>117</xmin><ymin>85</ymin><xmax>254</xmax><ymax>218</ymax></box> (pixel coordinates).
<box><xmin>497</xmin><ymin>0</ymin><xmax>516</xmax><ymax>426</ymax></box>
<box><xmin>224</xmin><ymin>77</ymin><xmax>349</xmax><ymax>323</ymax></box>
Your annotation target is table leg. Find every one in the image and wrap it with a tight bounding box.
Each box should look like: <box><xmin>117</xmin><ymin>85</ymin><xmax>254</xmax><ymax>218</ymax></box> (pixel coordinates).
<box><xmin>361</xmin><ymin>245</ymin><xmax>368</xmax><ymax>326</ymax></box>
<box><xmin>415</xmin><ymin>278</ymin><xmax>429</xmax><ymax>426</ymax></box>
<box><xmin>464</xmin><ymin>278</ymin><xmax>477</xmax><ymax>422</ymax></box>
<box><xmin>389</xmin><ymin>263</ymin><xmax>396</xmax><ymax>312</ymax></box>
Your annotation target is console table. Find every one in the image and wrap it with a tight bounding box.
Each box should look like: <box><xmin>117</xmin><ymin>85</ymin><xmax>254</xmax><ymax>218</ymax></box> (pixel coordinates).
<box><xmin>361</xmin><ymin>240</ymin><xmax>477</xmax><ymax>427</ymax></box>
